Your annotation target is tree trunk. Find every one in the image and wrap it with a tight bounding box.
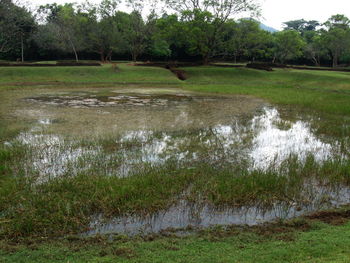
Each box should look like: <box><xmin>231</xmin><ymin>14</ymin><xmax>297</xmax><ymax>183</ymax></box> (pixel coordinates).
<box><xmin>73</xmin><ymin>47</ymin><xmax>79</xmax><ymax>62</ymax></box>
<box><xmin>316</xmin><ymin>54</ymin><xmax>320</xmax><ymax>67</ymax></box>
<box><xmin>332</xmin><ymin>53</ymin><xmax>338</xmax><ymax>68</ymax></box>
<box><xmin>106</xmin><ymin>50</ymin><xmax>112</xmax><ymax>62</ymax></box>
<box><xmin>100</xmin><ymin>51</ymin><xmax>105</xmax><ymax>63</ymax></box>
<box><xmin>312</xmin><ymin>56</ymin><xmax>320</xmax><ymax>67</ymax></box>
<box><xmin>21</xmin><ymin>34</ymin><xmax>24</xmax><ymax>63</ymax></box>
<box><xmin>202</xmin><ymin>54</ymin><xmax>209</xmax><ymax>65</ymax></box>
<box><xmin>132</xmin><ymin>52</ymin><xmax>137</xmax><ymax>62</ymax></box>
<box><xmin>68</xmin><ymin>37</ymin><xmax>79</xmax><ymax>62</ymax></box>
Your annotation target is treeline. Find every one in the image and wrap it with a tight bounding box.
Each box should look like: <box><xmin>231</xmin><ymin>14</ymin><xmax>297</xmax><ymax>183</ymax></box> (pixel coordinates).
<box><xmin>1</xmin><ymin>0</ymin><xmax>350</xmax><ymax>67</ymax></box>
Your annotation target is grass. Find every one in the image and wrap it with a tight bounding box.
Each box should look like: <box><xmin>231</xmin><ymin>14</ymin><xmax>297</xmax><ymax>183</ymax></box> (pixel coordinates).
<box><xmin>1</xmin><ymin>64</ymin><xmax>349</xmax><ymax>115</ymax></box>
<box><xmin>183</xmin><ymin>66</ymin><xmax>350</xmax><ymax>115</ymax></box>
<box><xmin>1</xmin><ymin>145</ymin><xmax>349</xmax><ymax>240</ymax></box>
<box><xmin>0</xmin><ymin>63</ymin><xmax>350</xmax><ymax>261</ymax></box>
<box><xmin>0</xmin><ymin>64</ymin><xmax>181</xmax><ymax>87</ymax></box>
<box><xmin>1</xmin><ymin>217</ymin><xmax>350</xmax><ymax>262</ymax></box>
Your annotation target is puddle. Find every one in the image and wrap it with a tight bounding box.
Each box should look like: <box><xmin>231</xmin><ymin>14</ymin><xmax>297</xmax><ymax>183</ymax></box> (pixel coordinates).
<box><xmin>2</xmin><ymin>88</ymin><xmax>345</xmax><ymax>177</ymax></box>
<box><xmin>15</xmin><ymin>131</ymin><xmax>99</xmax><ymax>180</ymax></box>
<box><xmin>1</xmin><ymin>87</ymin><xmax>349</xmax><ymax>234</ymax></box>
<box><xmin>87</xmin><ymin>185</ymin><xmax>350</xmax><ymax>236</ymax></box>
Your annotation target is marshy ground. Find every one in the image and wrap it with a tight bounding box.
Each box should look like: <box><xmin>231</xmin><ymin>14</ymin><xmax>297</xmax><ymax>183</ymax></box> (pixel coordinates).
<box><xmin>0</xmin><ymin>63</ymin><xmax>350</xmax><ymax>262</ymax></box>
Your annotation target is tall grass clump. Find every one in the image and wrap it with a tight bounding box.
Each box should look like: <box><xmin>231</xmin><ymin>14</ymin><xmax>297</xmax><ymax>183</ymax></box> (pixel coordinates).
<box><xmin>190</xmin><ymin>155</ymin><xmax>350</xmax><ymax>208</ymax></box>
<box><xmin>0</xmin><ymin>148</ymin><xmax>349</xmax><ymax>239</ymax></box>
<box><xmin>0</xmin><ymin>157</ymin><xmax>197</xmax><ymax>239</ymax></box>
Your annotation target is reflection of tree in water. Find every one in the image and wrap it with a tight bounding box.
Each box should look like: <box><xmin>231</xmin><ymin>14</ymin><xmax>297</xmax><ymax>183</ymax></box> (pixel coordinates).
<box><xmin>117</xmin><ymin>107</ymin><xmax>338</xmax><ymax>173</ymax></box>
<box><xmin>117</xmin><ymin>112</ymin><xmax>260</xmax><ymax>171</ymax></box>
<box><xmin>11</xmin><ymin>102</ymin><xmax>343</xmax><ymax>179</ymax></box>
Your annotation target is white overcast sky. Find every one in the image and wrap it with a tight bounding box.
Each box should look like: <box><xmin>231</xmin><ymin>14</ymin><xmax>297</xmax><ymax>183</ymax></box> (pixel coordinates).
<box><xmin>25</xmin><ymin>0</ymin><xmax>350</xmax><ymax>30</ymax></box>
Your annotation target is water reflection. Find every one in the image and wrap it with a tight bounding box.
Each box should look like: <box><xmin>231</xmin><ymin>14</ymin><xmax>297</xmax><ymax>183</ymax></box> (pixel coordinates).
<box><xmin>87</xmin><ymin>185</ymin><xmax>350</xmax><ymax>236</ymax></box>
<box><xmin>9</xmin><ymin>99</ymin><xmax>338</xmax><ymax>177</ymax></box>
<box><xmin>115</xmin><ymin>107</ymin><xmax>335</xmax><ymax>171</ymax></box>
<box><xmin>3</xmin><ymin>89</ymin><xmax>349</xmax><ymax>235</ymax></box>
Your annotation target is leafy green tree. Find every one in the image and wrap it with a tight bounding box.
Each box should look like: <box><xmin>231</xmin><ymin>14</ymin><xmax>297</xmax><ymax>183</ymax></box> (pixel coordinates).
<box><xmin>283</xmin><ymin>19</ymin><xmax>320</xmax><ymax>33</ymax></box>
<box><xmin>273</xmin><ymin>30</ymin><xmax>305</xmax><ymax>63</ymax></box>
<box><xmin>38</xmin><ymin>3</ymin><xmax>89</xmax><ymax>61</ymax></box>
<box><xmin>0</xmin><ymin>0</ymin><xmax>36</xmax><ymax>61</ymax></box>
<box><xmin>122</xmin><ymin>0</ymin><xmax>159</xmax><ymax>62</ymax></box>
<box><xmin>303</xmin><ymin>32</ymin><xmax>326</xmax><ymax>66</ymax></box>
<box><xmin>122</xmin><ymin>11</ymin><xmax>149</xmax><ymax>62</ymax></box>
<box><xmin>162</xmin><ymin>0</ymin><xmax>260</xmax><ymax>64</ymax></box>
<box><xmin>321</xmin><ymin>14</ymin><xmax>350</xmax><ymax>67</ymax></box>
<box><xmin>153</xmin><ymin>14</ymin><xmax>187</xmax><ymax>59</ymax></box>
<box><xmin>222</xmin><ymin>19</ymin><xmax>273</xmax><ymax>62</ymax></box>
<box><xmin>84</xmin><ymin>1</ymin><xmax>126</xmax><ymax>62</ymax></box>
<box><xmin>180</xmin><ymin>9</ymin><xmax>216</xmax><ymax>63</ymax></box>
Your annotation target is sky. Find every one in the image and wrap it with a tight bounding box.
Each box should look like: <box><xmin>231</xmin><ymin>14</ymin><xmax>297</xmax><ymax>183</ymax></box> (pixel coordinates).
<box><xmin>26</xmin><ymin>0</ymin><xmax>350</xmax><ymax>30</ymax></box>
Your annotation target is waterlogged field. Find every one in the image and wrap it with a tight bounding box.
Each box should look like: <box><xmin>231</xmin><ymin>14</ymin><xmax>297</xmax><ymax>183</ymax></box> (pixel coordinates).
<box><xmin>0</xmin><ymin>64</ymin><xmax>350</xmax><ymax>262</ymax></box>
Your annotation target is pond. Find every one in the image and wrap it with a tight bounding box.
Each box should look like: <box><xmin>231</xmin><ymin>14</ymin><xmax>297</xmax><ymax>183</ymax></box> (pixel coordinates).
<box><xmin>1</xmin><ymin>87</ymin><xmax>349</xmax><ymax>235</ymax></box>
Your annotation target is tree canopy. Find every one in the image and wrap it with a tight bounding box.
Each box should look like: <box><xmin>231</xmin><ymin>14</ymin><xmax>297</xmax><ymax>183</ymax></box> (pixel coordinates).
<box><xmin>1</xmin><ymin>0</ymin><xmax>350</xmax><ymax>67</ymax></box>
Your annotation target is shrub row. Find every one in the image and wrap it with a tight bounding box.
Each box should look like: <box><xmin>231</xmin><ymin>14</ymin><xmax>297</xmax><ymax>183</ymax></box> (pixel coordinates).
<box><xmin>0</xmin><ymin>62</ymin><xmax>101</xmax><ymax>67</ymax></box>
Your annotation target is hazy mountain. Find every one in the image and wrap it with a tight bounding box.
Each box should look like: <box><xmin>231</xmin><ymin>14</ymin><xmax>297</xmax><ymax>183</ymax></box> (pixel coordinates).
<box><xmin>259</xmin><ymin>23</ymin><xmax>279</xmax><ymax>33</ymax></box>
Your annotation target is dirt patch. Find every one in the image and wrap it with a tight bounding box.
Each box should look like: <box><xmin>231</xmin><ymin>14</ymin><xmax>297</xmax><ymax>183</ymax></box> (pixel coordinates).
<box><xmin>167</xmin><ymin>67</ymin><xmax>187</xmax><ymax>80</ymax></box>
<box><xmin>133</xmin><ymin>62</ymin><xmax>189</xmax><ymax>80</ymax></box>
<box><xmin>246</xmin><ymin>63</ymin><xmax>274</xmax><ymax>71</ymax></box>
<box><xmin>305</xmin><ymin>210</ymin><xmax>350</xmax><ymax>225</ymax></box>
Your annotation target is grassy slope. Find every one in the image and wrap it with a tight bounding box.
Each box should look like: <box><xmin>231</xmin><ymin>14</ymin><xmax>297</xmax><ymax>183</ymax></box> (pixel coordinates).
<box><xmin>183</xmin><ymin>66</ymin><xmax>350</xmax><ymax>115</ymax></box>
<box><xmin>1</xmin><ymin>64</ymin><xmax>350</xmax><ymax>262</ymax></box>
<box><xmin>1</xmin><ymin>64</ymin><xmax>349</xmax><ymax>114</ymax></box>
<box><xmin>0</xmin><ymin>64</ymin><xmax>181</xmax><ymax>86</ymax></box>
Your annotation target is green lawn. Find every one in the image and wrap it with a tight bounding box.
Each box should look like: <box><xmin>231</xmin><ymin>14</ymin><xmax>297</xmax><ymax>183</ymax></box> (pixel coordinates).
<box><xmin>1</xmin><ymin>220</ymin><xmax>350</xmax><ymax>263</ymax></box>
<box><xmin>0</xmin><ymin>64</ymin><xmax>181</xmax><ymax>86</ymax></box>
<box><xmin>182</xmin><ymin>66</ymin><xmax>350</xmax><ymax>115</ymax></box>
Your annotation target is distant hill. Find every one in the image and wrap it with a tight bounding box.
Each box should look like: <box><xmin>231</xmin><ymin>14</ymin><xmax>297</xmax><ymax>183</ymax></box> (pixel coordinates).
<box><xmin>239</xmin><ymin>18</ymin><xmax>279</xmax><ymax>33</ymax></box>
<box><xmin>259</xmin><ymin>23</ymin><xmax>278</xmax><ymax>33</ymax></box>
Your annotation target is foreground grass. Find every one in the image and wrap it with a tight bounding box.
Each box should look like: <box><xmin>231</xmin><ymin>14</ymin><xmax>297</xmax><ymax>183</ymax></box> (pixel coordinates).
<box><xmin>1</xmin><ymin>217</ymin><xmax>350</xmax><ymax>262</ymax></box>
<box><xmin>1</xmin><ymin>141</ymin><xmax>349</xmax><ymax>240</ymax></box>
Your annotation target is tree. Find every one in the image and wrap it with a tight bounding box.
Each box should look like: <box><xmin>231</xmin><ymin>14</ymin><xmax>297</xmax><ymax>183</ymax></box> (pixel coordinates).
<box><xmin>84</xmin><ymin>1</ymin><xmax>126</xmax><ymax>62</ymax></box>
<box><xmin>273</xmin><ymin>30</ymin><xmax>305</xmax><ymax>63</ymax></box>
<box><xmin>222</xmin><ymin>19</ymin><xmax>273</xmax><ymax>63</ymax></box>
<box><xmin>0</xmin><ymin>0</ymin><xmax>36</xmax><ymax>61</ymax></box>
<box><xmin>38</xmin><ymin>3</ymin><xmax>88</xmax><ymax>62</ymax></box>
<box><xmin>122</xmin><ymin>0</ymin><xmax>158</xmax><ymax>62</ymax></box>
<box><xmin>123</xmin><ymin>11</ymin><xmax>149</xmax><ymax>62</ymax></box>
<box><xmin>153</xmin><ymin>14</ymin><xmax>187</xmax><ymax>59</ymax></box>
<box><xmin>321</xmin><ymin>15</ymin><xmax>350</xmax><ymax>67</ymax></box>
<box><xmin>162</xmin><ymin>0</ymin><xmax>260</xmax><ymax>64</ymax></box>
<box><xmin>303</xmin><ymin>32</ymin><xmax>326</xmax><ymax>66</ymax></box>
<box><xmin>283</xmin><ymin>19</ymin><xmax>320</xmax><ymax>33</ymax></box>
